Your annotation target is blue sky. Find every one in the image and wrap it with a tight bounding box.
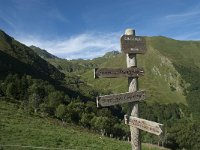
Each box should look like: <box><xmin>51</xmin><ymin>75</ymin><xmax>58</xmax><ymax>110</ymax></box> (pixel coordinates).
<box><xmin>1</xmin><ymin>0</ymin><xmax>200</xmax><ymax>59</ymax></box>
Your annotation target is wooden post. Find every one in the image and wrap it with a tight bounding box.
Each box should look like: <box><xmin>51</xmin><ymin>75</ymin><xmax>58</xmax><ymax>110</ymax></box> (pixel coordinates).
<box><xmin>94</xmin><ymin>29</ymin><xmax>162</xmax><ymax>149</ymax></box>
<box><xmin>125</xmin><ymin>29</ymin><xmax>141</xmax><ymax>150</ymax></box>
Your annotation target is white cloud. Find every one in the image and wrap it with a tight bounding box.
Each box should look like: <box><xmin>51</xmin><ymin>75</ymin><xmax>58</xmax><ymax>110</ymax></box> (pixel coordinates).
<box><xmin>150</xmin><ymin>6</ymin><xmax>200</xmax><ymax>40</ymax></box>
<box><xmin>16</xmin><ymin>32</ymin><xmax>121</xmax><ymax>60</ymax></box>
<box><xmin>165</xmin><ymin>11</ymin><xmax>200</xmax><ymax>20</ymax></box>
<box><xmin>0</xmin><ymin>9</ymin><xmax>16</xmax><ymax>30</ymax></box>
<box><xmin>173</xmin><ymin>31</ymin><xmax>200</xmax><ymax>40</ymax></box>
<box><xmin>47</xmin><ymin>9</ymin><xmax>69</xmax><ymax>23</ymax></box>
<box><xmin>164</xmin><ymin>7</ymin><xmax>200</xmax><ymax>24</ymax></box>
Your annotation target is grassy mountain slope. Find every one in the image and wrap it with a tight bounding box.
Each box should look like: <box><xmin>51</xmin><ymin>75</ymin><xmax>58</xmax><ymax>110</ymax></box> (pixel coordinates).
<box><xmin>30</xmin><ymin>45</ymin><xmax>58</xmax><ymax>59</ymax></box>
<box><xmin>81</xmin><ymin>36</ymin><xmax>200</xmax><ymax>106</ymax></box>
<box><xmin>43</xmin><ymin>51</ymin><xmax>119</xmax><ymax>75</ymax></box>
<box><xmin>149</xmin><ymin>36</ymin><xmax>200</xmax><ymax>68</ymax></box>
<box><xmin>82</xmin><ymin>38</ymin><xmax>188</xmax><ymax>104</ymax></box>
<box><xmin>1</xmin><ymin>30</ymin><xmax>199</xmax><ymax>149</ymax></box>
<box><xmin>29</xmin><ymin>46</ymin><xmax>109</xmax><ymax>75</ymax></box>
<box><xmin>0</xmin><ymin>99</ymin><xmax>168</xmax><ymax>150</ymax></box>
<box><xmin>46</xmin><ymin>58</ymin><xmax>104</xmax><ymax>75</ymax></box>
<box><xmin>26</xmin><ymin>35</ymin><xmax>200</xmax><ymax>106</ymax></box>
<box><xmin>149</xmin><ymin>36</ymin><xmax>200</xmax><ymax>118</ymax></box>
<box><xmin>0</xmin><ymin>30</ymin><xmax>96</xmax><ymax>100</ymax></box>
<box><xmin>0</xmin><ymin>30</ymin><xmax>64</xmax><ymax>81</ymax></box>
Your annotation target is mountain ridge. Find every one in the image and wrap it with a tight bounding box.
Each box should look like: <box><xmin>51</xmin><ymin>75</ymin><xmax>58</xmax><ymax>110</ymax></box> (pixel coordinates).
<box><xmin>0</xmin><ymin>29</ymin><xmax>95</xmax><ymax>100</ymax></box>
<box><xmin>7</xmin><ymin>32</ymin><xmax>199</xmax><ymax>106</ymax></box>
<box><xmin>1</xmin><ymin>29</ymin><xmax>200</xmax><ymax>149</ymax></box>
<box><xmin>30</xmin><ymin>45</ymin><xmax>58</xmax><ymax>59</ymax></box>
<box><xmin>0</xmin><ymin>29</ymin><xmax>64</xmax><ymax>81</ymax></box>
<box><xmin>28</xmin><ymin>35</ymin><xmax>200</xmax><ymax>105</ymax></box>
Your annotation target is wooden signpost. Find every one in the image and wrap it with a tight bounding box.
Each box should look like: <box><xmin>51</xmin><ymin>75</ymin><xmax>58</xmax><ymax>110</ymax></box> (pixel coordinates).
<box><xmin>94</xmin><ymin>29</ymin><xmax>163</xmax><ymax>150</ymax></box>
<box><xmin>121</xmin><ymin>35</ymin><xmax>146</xmax><ymax>54</ymax></box>
<box><xmin>124</xmin><ymin>115</ymin><xmax>163</xmax><ymax>136</ymax></box>
<box><xmin>97</xmin><ymin>90</ymin><xmax>145</xmax><ymax>107</ymax></box>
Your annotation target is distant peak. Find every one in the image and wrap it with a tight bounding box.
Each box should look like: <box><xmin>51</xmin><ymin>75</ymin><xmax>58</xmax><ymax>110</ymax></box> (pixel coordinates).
<box><xmin>29</xmin><ymin>45</ymin><xmax>58</xmax><ymax>59</ymax></box>
<box><xmin>103</xmin><ymin>50</ymin><xmax>120</xmax><ymax>58</ymax></box>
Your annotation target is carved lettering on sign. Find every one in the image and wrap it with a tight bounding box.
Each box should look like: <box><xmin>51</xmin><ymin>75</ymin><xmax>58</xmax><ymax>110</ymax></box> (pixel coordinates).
<box><xmin>121</xmin><ymin>35</ymin><xmax>147</xmax><ymax>54</ymax></box>
<box><xmin>97</xmin><ymin>90</ymin><xmax>145</xmax><ymax>107</ymax></box>
<box><xmin>94</xmin><ymin>67</ymin><xmax>144</xmax><ymax>79</ymax></box>
<box><xmin>124</xmin><ymin>115</ymin><xmax>163</xmax><ymax>136</ymax></box>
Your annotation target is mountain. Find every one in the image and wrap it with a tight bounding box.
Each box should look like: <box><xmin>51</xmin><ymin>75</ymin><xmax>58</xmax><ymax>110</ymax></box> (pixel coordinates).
<box><xmin>0</xmin><ymin>100</ymin><xmax>167</xmax><ymax>150</ymax></box>
<box><xmin>0</xmin><ymin>29</ymin><xmax>93</xmax><ymax>100</ymax></box>
<box><xmin>28</xmin><ymin>47</ymin><xmax>120</xmax><ymax>75</ymax></box>
<box><xmin>1</xmin><ymin>29</ymin><xmax>200</xmax><ymax>149</ymax></box>
<box><xmin>30</xmin><ymin>45</ymin><xmax>58</xmax><ymax>59</ymax></box>
<box><xmin>45</xmin><ymin>50</ymin><xmax>121</xmax><ymax>75</ymax></box>
<box><xmin>18</xmin><ymin>32</ymin><xmax>200</xmax><ymax>117</ymax></box>
<box><xmin>0</xmin><ymin>29</ymin><xmax>64</xmax><ymax>81</ymax></box>
<box><xmin>41</xmin><ymin>36</ymin><xmax>200</xmax><ymax>119</ymax></box>
<box><xmin>103</xmin><ymin>50</ymin><xmax>120</xmax><ymax>58</ymax></box>
<box><xmin>79</xmin><ymin>37</ymin><xmax>200</xmax><ymax>106</ymax></box>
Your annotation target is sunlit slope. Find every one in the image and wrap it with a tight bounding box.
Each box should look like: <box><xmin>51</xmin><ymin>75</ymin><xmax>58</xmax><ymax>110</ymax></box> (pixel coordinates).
<box><xmin>149</xmin><ymin>36</ymin><xmax>200</xmax><ymax>68</ymax></box>
<box><xmin>82</xmin><ymin>37</ymin><xmax>195</xmax><ymax>104</ymax></box>
<box><xmin>0</xmin><ymin>100</ymin><xmax>167</xmax><ymax>150</ymax></box>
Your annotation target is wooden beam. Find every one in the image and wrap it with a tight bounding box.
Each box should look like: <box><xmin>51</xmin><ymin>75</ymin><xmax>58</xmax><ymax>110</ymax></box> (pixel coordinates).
<box><xmin>96</xmin><ymin>90</ymin><xmax>145</xmax><ymax>107</ymax></box>
<box><xmin>121</xmin><ymin>35</ymin><xmax>146</xmax><ymax>54</ymax></box>
<box><xmin>124</xmin><ymin>115</ymin><xmax>163</xmax><ymax>136</ymax></box>
<box><xmin>94</xmin><ymin>67</ymin><xmax>144</xmax><ymax>79</ymax></box>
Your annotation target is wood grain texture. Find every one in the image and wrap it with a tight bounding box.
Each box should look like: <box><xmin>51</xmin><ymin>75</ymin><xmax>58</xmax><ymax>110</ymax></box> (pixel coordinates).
<box><xmin>125</xmin><ymin>116</ymin><xmax>163</xmax><ymax>136</ymax></box>
<box><xmin>121</xmin><ymin>35</ymin><xmax>146</xmax><ymax>54</ymax></box>
<box><xmin>125</xmin><ymin>29</ymin><xmax>141</xmax><ymax>150</ymax></box>
<box><xmin>94</xmin><ymin>67</ymin><xmax>144</xmax><ymax>79</ymax></box>
<box><xmin>96</xmin><ymin>90</ymin><xmax>145</xmax><ymax>107</ymax></box>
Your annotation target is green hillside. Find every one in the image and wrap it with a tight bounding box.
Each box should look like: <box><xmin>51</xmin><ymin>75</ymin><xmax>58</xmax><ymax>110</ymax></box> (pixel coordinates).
<box><xmin>1</xmin><ymin>30</ymin><xmax>200</xmax><ymax>149</ymax></box>
<box><xmin>0</xmin><ymin>29</ymin><xmax>97</xmax><ymax>100</ymax></box>
<box><xmin>0</xmin><ymin>99</ymin><xmax>167</xmax><ymax>150</ymax></box>
<box><xmin>147</xmin><ymin>37</ymin><xmax>200</xmax><ymax>118</ymax></box>
<box><xmin>149</xmin><ymin>36</ymin><xmax>200</xmax><ymax>68</ymax></box>
<box><xmin>45</xmin><ymin>51</ymin><xmax>118</xmax><ymax>74</ymax></box>
<box><xmin>0</xmin><ymin>30</ymin><xmax>64</xmax><ymax>81</ymax></box>
<box><xmin>40</xmin><ymin>36</ymin><xmax>200</xmax><ymax>105</ymax></box>
<box><xmin>30</xmin><ymin>45</ymin><xmax>58</xmax><ymax>59</ymax></box>
<box><xmin>81</xmin><ymin>36</ymin><xmax>200</xmax><ymax>119</ymax></box>
<box><xmin>81</xmin><ymin>39</ymin><xmax>187</xmax><ymax>104</ymax></box>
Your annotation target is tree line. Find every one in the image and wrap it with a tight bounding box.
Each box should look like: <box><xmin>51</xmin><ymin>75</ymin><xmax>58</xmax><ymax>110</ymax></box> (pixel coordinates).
<box><xmin>1</xmin><ymin>73</ymin><xmax>200</xmax><ymax>149</ymax></box>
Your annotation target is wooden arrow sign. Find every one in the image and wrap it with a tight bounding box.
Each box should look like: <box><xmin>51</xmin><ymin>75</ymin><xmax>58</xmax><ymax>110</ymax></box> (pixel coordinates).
<box><xmin>124</xmin><ymin>115</ymin><xmax>163</xmax><ymax>136</ymax></box>
<box><xmin>121</xmin><ymin>35</ymin><xmax>146</xmax><ymax>54</ymax></box>
<box><xmin>94</xmin><ymin>67</ymin><xmax>144</xmax><ymax>79</ymax></box>
<box><xmin>96</xmin><ymin>90</ymin><xmax>145</xmax><ymax>107</ymax></box>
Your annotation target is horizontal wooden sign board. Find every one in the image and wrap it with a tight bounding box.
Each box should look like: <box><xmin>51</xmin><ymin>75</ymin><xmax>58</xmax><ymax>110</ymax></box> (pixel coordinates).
<box><xmin>96</xmin><ymin>90</ymin><xmax>145</xmax><ymax>107</ymax></box>
<box><xmin>94</xmin><ymin>67</ymin><xmax>144</xmax><ymax>79</ymax></box>
<box><xmin>124</xmin><ymin>115</ymin><xmax>163</xmax><ymax>136</ymax></box>
<box><xmin>121</xmin><ymin>35</ymin><xmax>146</xmax><ymax>54</ymax></box>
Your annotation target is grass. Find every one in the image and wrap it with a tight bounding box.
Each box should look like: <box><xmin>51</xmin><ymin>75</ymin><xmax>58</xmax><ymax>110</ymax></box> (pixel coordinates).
<box><xmin>149</xmin><ymin>36</ymin><xmax>200</xmax><ymax>68</ymax></box>
<box><xmin>82</xmin><ymin>37</ymin><xmax>187</xmax><ymax>104</ymax></box>
<box><xmin>0</xmin><ymin>100</ymin><xmax>167</xmax><ymax>150</ymax></box>
<box><xmin>42</xmin><ymin>36</ymin><xmax>200</xmax><ymax>105</ymax></box>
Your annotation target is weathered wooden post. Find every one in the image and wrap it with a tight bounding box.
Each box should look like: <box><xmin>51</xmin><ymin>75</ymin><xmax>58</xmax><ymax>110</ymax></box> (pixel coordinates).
<box><xmin>125</xmin><ymin>29</ymin><xmax>140</xmax><ymax>150</ymax></box>
<box><xmin>94</xmin><ymin>28</ymin><xmax>163</xmax><ymax>150</ymax></box>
